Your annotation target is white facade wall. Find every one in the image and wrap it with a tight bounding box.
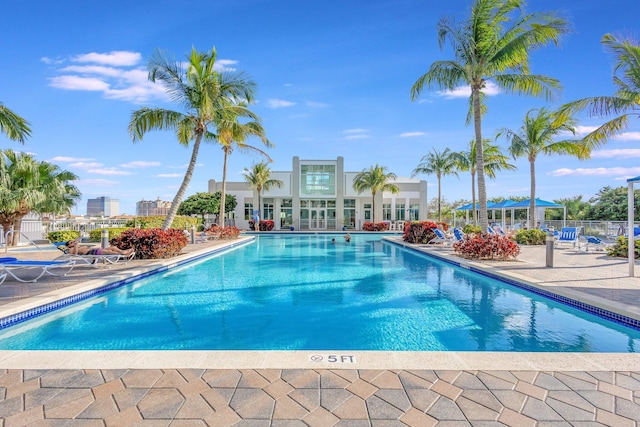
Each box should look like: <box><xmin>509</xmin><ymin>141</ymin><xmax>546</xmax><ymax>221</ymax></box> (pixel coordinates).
<box><xmin>208</xmin><ymin>157</ymin><xmax>428</xmax><ymax>230</ymax></box>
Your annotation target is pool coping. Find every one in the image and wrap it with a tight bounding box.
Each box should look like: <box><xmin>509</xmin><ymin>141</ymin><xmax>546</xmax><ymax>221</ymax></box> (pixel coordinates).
<box><xmin>1</xmin><ymin>235</ymin><xmax>639</xmax><ymax>371</ymax></box>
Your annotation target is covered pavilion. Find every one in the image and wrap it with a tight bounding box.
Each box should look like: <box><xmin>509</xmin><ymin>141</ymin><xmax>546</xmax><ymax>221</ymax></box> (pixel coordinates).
<box><xmin>454</xmin><ymin>198</ymin><xmax>565</xmax><ymax>230</ymax></box>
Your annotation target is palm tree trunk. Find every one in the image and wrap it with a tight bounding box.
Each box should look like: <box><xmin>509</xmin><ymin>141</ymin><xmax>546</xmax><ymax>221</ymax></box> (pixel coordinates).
<box><xmin>371</xmin><ymin>191</ymin><xmax>376</xmax><ymax>224</ymax></box>
<box><xmin>472</xmin><ymin>87</ymin><xmax>488</xmax><ymax>233</ymax></box>
<box><xmin>437</xmin><ymin>174</ymin><xmax>442</xmax><ymax>222</ymax></box>
<box><xmin>529</xmin><ymin>158</ymin><xmax>536</xmax><ymax>229</ymax></box>
<box><xmin>162</xmin><ymin>134</ymin><xmax>203</xmax><ymax>230</ymax></box>
<box><xmin>220</xmin><ymin>149</ymin><xmax>229</xmax><ymax>228</ymax></box>
<box><xmin>11</xmin><ymin>215</ymin><xmax>24</xmax><ymax>246</ymax></box>
<box><xmin>257</xmin><ymin>189</ymin><xmax>262</xmax><ymax>224</ymax></box>
<box><xmin>471</xmin><ymin>171</ymin><xmax>477</xmax><ymax>226</ymax></box>
<box><xmin>0</xmin><ymin>215</ymin><xmax>14</xmax><ymax>246</ymax></box>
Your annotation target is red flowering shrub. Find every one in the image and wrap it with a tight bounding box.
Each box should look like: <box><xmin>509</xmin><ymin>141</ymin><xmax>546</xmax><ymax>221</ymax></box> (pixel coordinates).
<box><xmin>205</xmin><ymin>224</ymin><xmax>241</xmax><ymax>239</ymax></box>
<box><xmin>362</xmin><ymin>222</ymin><xmax>390</xmax><ymax>231</ymax></box>
<box><xmin>248</xmin><ymin>220</ymin><xmax>275</xmax><ymax>231</ymax></box>
<box><xmin>402</xmin><ymin>221</ymin><xmax>439</xmax><ymax>244</ymax></box>
<box><xmin>110</xmin><ymin>228</ymin><xmax>188</xmax><ymax>259</ymax></box>
<box><xmin>453</xmin><ymin>234</ymin><xmax>520</xmax><ymax>261</ymax></box>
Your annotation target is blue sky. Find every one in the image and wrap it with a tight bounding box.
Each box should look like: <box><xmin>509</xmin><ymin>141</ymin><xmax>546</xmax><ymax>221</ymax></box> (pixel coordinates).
<box><xmin>2</xmin><ymin>0</ymin><xmax>639</xmax><ymax>215</ymax></box>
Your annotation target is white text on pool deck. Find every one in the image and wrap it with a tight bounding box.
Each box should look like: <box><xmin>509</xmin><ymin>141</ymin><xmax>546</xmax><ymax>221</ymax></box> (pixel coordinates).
<box><xmin>309</xmin><ymin>354</ymin><xmax>356</xmax><ymax>363</ymax></box>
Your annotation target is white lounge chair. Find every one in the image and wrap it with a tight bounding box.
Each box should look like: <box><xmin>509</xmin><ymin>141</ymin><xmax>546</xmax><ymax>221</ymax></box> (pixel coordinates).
<box><xmin>428</xmin><ymin>228</ymin><xmax>454</xmax><ymax>245</ymax></box>
<box><xmin>579</xmin><ymin>235</ymin><xmax>613</xmax><ymax>252</ymax></box>
<box><xmin>555</xmin><ymin>227</ymin><xmax>581</xmax><ymax>248</ymax></box>
<box><xmin>54</xmin><ymin>242</ymin><xmax>135</xmax><ymax>267</ymax></box>
<box><xmin>0</xmin><ymin>257</ymin><xmax>75</xmax><ymax>284</ymax></box>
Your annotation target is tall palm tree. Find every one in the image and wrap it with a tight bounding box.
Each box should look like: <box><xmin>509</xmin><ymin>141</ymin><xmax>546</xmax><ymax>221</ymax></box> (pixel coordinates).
<box><xmin>499</xmin><ymin>107</ymin><xmax>587</xmax><ymax>229</ymax></box>
<box><xmin>0</xmin><ymin>150</ymin><xmax>80</xmax><ymax>245</ymax></box>
<box><xmin>128</xmin><ymin>47</ymin><xmax>258</xmax><ymax>230</ymax></box>
<box><xmin>412</xmin><ymin>148</ymin><xmax>458</xmax><ymax>222</ymax></box>
<box><xmin>0</xmin><ymin>103</ymin><xmax>31</xmax><ymax>144</ymax></box>
<box><xmin>557</xmin><ymin>34</ymin><xmax>640</xmax><ymax>147</ymax></box>
<box><xmin>410</xmin><ymin>0</ymin><xmax>568</xmax><ymax>232</ymax></box>
<box><xmin>453</xmin><ymin>139</ymin><xmax>516</xmax><ymax>225</ymax></box>
<box><xmin>352</xmin><ymin>164</ymin><xmax>399</xmax><ymax>224</ymax></box>
<box><xmin>215</xmin><ymin>102</ymin><xmax>271</xmax><ymax>228</ymax></box>
<box><xmin>242</xmin><ymin>161</ymin><xmax>284</xmax><ymax>221</ymax></box>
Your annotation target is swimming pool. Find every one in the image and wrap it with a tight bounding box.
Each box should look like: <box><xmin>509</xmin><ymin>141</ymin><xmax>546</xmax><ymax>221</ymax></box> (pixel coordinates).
<box><xmin>0</xmin><ymin>233</ymin><xmax>638</xmax><ymax>351</ymax></box>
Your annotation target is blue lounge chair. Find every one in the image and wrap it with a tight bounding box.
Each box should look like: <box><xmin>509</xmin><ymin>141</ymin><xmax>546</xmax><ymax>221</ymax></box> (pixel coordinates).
<box><xmin>453</xmin><ymin>228</ymin><xmax>466</xmax><ymax>243</ymax></box>
<box><xmin>0</xmin><ymin>257</ymin><xmax>75</xmax><ymax>284</ymax></box>
<box><xmin>555</xmin><ymin>227</ymin><xmax>580</xmax><ymax>248</ymax></box>
<box><xmin>428</xmin><ymin>228</ymin><xmax>454</xmax><ymax>245</ymax></box>
<box><xmin>579</xmin><ymin>236</ymin><xmax>612</xmax><ymax>252</ymax></box>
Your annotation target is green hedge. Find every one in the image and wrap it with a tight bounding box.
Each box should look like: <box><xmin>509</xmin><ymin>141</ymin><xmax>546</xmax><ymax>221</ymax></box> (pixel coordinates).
<box><xmin>47</xmin><ymin>230</ymin><xmax>80</xmax><ymax>243</ymax></box>
<box><xmin>123</xmin><ymin>215</ymin><xmax>201</xmax><ymax>229</ymax></box>
<box><xmin>607</xmin><ymin>236</ymin><xmax>640</xmax><ymax>259</ymax></box>
<box><xmin>88</xmin><ymin>228</ymin><xmax>130</xmax><ymax>242</ymax></box>
<box><xmin>514</xmin><ymin>229</ymin><xmax>547</xmax><ymax>245</ymax></box>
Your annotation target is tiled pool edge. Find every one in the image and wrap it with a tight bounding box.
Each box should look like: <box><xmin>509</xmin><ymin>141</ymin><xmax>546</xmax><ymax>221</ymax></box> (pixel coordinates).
<box><xmin>385</xmin><ymin>237</ymin><xmax>640</xmax><ymax>330</ymax></box>
<box><xmin>0</xmin><ymin>237</ymin><xmax>255</xmax><ymax>330</ymax></box>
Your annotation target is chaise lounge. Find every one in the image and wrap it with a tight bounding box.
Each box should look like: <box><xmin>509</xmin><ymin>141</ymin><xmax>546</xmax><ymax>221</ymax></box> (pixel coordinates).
<box><xmin>0</xmin><ymin>257</ymin><xmax>75</xmax><ymax>284</ymax></box>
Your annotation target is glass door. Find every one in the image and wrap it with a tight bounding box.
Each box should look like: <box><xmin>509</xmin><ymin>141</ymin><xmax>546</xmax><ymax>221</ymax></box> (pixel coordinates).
<box><xmin>310</xmin><ymin>200</ymin><xmax>326</xmax><ymax>229</ymax></box>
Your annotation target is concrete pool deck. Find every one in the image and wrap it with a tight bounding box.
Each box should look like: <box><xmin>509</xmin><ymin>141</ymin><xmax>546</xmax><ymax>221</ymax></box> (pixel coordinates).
<box><xmin>0</xmin><ymin>235</ymin><xmax>639</xmax><ymax>425</ymax></box>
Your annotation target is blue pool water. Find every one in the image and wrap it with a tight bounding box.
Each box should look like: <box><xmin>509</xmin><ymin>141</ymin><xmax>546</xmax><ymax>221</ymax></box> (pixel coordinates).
<box><xmin>0</xmin><ymin>234</ymin><xmax>638</xmax><ymax>351</ymax></box>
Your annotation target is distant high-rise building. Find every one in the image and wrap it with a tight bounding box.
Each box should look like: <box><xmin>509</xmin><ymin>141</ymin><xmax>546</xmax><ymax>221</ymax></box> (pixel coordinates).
<box><xmin>86</xmin><ymin>196</ymin><xmax>119</xmax><ymax>217</ymax></box>
<box><xmin>136</xmin><ymin>198</ymin><xmax>172</xmax><ymax>216</ymax></box>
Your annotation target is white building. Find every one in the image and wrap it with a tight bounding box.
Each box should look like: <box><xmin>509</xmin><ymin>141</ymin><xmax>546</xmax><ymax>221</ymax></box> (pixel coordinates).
<box><xmin>208</xmin><ymin>156</ymin><xmax>428</xmax><ymax>231</ymax></box>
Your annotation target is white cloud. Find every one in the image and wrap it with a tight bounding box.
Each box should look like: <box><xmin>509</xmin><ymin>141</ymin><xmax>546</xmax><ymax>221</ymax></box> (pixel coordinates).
<box><xmin>70</xmin><ymin>162</ymin><xmax>103</xmax><ymax>169</ymax></box>
<box><xmin>344</xmin><ymin>134</ymin><xmax>369</xmax><ymax>140</ymax></box>
<box><xmin>120</xmin><ymin>161</ymin><xmax>161</xmax><ymax>168</ymax></box>
<box><xmin>615</xmin><ymin>131</ymin><xmax>640</xmax><ymax>141</ymax></box>
<box><xmin>267</xmin><ymin>98</ymin><xmax>296</xmax><ymax>108</ymax></box>
<box><xmin>214</xmin><ymin>59</ymin><xmax>238</xmax><ymax>72</ymax></box>
<box><xmin>49</xmin><ymin>75</ymin><xmax>110</xmax><ymax>91</ymax></box>
<box><xmin>47</xmin><ymin>51</ymin><xmax>169</xmax><ymax>103</ymax></box>
<box><xmin>548</xmin><ymin>166</ymin><xmax>640</xmax><ymax>177</ymax></box>
<box><xmin>155</xmin><ymin>173</ymin><xmax>183</xmax><ymax>178</ymax></box>
<box><xmin>73</xmin><ymin>51</ymin><xmax>141</xmax><ymax>66</ymax></box>
<box><xmin>49</xmin><ymin>156</ymin><xmax>95</xmax><ymax>163</ymax></box>
<box><xmin>59</xmin><ymin>65</ymin><xmax>123</xmax><ymax>77</ymax></box>
<box><xmin>399</xmin><ymin>132</ymin><xmax>426</xmax><ymax>138</ymax></box>
<box><xmin>437</xmin><ymin>81</ymin><xmax>500</xmax><ymax>99</ymax></box>
<box><xmin>574</xmin><ymin>125</ymin><xmax>599</xmax><ymax>135</ymax></box>
<box><xmin>343</xmin><ymin>129</ymin><xmax>367</xmax><ymax>134</ymax></box>
<box><xmin>592</xmin><ymin>149</ymin><xmax>640</xmax><ymax>159</ymax></box>
<box><xmin>87</xmin><ymin>168</ymin><xmax>134</xmax><ymax>176</ymax></box>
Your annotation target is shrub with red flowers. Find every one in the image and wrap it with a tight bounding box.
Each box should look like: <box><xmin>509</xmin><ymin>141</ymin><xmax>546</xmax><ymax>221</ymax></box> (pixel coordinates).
<box><xmin>248</xmin><ymin>219</ymin><xmax>275</xmax><ymax>231</ymax></box>
<box><xmin>402</xmin><ymin>221</ymin><xmax>439</xmax><ymax>244</ymax></box>
<box><xmin>205</xmin><ymin>224</ymin><xmax>241</xmax><ymax>239</ymax></box>
<box><xmin>362</xmin><ymin>222</ymin><xmax>390</xmax><ymax>231</ymax></box>
<box><xmin>453</xmin><ymin>234</ymin><xmax>520</xmax><ymax>261</ymax></box>
<box><xmin>110</xmin><ymin>228</ymin><xmax>188</xmax><ymax>259</ymax></box>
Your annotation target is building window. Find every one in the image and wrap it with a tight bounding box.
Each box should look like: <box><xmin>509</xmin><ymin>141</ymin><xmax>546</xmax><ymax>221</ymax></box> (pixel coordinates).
<box><xmin>244</xmin><ymin>203</ymin><xmax>253</xmax><ymax>220</ymax></box>
<box><xmin>395</xmin><ymin>203</ymin><xmax>405</xmax><ymax>221</ymax></box>
<box><xmin>263</xmin><ymin>201</ymin><xmax>274</xmax><ymax>220</ymax></box>
<box><xmin>383</xmin><ymin>203</ymin><xmax>391</xmax><ymax>221</ymax></box>
<box><xmin>364</xmin><ymin>203</ymin><xmax>371</xmax><ymax>221</ymax></box>
<box><xmin>281</xmin><ymin>199</ymin><xmax>293</xmax><ymax>227</ymax></box>
<box><xmin>409</xmin><ymin>204</ymin><xmax>420</xmax><ymax>221</ymax></box>
<box><xmin>300</xmin><ymin>164</ymin><xmax>336</xmax><ymax>196</ymax></box>
<box><xmin>343</xmin><ymin>199</ymin><xmax>356</xmax><ymax>229</ymax></box>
